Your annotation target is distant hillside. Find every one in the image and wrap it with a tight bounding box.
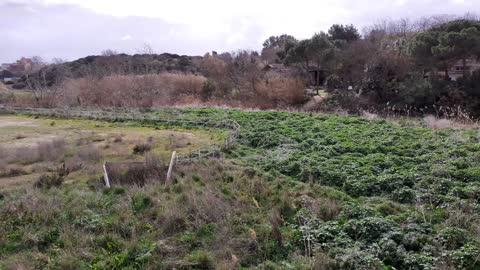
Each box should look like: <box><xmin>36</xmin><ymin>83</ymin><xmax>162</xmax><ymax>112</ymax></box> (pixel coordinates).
<box><xmin>20</xmin><ymin>53</ymin><xmax>202</xmax><ymax>87</ymax></box>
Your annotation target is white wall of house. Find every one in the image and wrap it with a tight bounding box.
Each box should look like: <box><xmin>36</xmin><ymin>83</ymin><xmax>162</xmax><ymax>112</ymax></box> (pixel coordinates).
<box><xmin>449</xmin><ymin>58</ymin><xmax>480</xmax><ymax>81</ymax></box>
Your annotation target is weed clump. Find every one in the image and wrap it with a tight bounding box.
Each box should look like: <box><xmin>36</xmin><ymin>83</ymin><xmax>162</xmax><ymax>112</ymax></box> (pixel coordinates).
<box><xmin>132</xmin><ymin>193</ymin><xmax>152</xmax><ymax>212</ymax></box>
<box><xmin>186</xmin><ymin>250</ymin><xmax>215</xmax><ymax>269</ymax></box>
<box><xmin>34</xmin><ymin>173</ymin><xmax>64</xmax><ymax>189</ymax></box>
<box><xmin>133</xmin><ymin>143</ymin><xmax>152</xmax><ymax>154</ymax></box>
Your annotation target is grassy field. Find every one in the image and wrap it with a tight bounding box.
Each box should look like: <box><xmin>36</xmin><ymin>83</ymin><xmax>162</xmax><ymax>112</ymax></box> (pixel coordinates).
<box><xmin>1</xmin><ymin>108</ymin><xmax>480</xmax><ymax>269</ymax></box>
<box><xmin>0</xmin><ymin>115</ymin><xmax>223</xmax><ymax>190</ymax></box>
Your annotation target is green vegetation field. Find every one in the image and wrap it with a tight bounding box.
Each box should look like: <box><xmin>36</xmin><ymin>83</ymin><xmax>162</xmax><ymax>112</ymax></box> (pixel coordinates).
<box><xmin>1</xmin><ymin>108</ymin><xmax>480</xmax><ymax>269</ymax></box>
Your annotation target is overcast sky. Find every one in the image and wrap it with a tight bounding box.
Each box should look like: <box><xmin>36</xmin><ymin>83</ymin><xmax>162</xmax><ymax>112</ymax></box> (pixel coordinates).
<box><xmin>1</xmin><ymin>0</ymin><xmax>479</xmax><ymax>63</ymax></box>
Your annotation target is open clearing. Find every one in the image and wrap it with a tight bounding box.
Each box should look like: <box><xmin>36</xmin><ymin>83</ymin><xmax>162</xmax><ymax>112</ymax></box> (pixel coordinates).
<box><xmin>0</xmin><ymin>114</ymin><xmax>223</xmax><ymax>190</ymax></box>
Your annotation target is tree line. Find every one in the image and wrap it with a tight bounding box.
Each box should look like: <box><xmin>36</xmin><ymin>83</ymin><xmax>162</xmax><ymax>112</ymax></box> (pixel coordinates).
<box><xmin>4</xmin><ymin>14</ymin><xmax>480</xmax><ymax>116</ymax></box>
<box><xmin>262</xmin><ymin>14</ymin><xmax>480</xmax><ymax>117</ymax></box>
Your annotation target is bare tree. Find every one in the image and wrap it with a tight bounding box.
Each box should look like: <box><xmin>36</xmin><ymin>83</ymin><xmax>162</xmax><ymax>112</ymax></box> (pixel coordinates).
<box><xmin>24</xmin><ymin>56</ymin><xmax>69</xmax><ymax>107</ymax></box>
<box><xmin>51</xmin><ymin>57</ymin><xmax>67</xmax><ymax>64</ymax></box>
<box><xmin>101</xmin><ymin>49</ymin><xmax>119</xmax><ymax>56</ymax></box>
<box><xmin>135</xmin><ymin>43</ymin><xmax>156</xmax><ymax>74</ymax></box>
<box><xmin>25</xmin><ymin>69</ymin><xmax>53</xmax><ymax>106</ymax></box>
<box><xmin>136</xmin><ymin>43</ymin><xmax>155</xmax><ymax>54</ymax></box>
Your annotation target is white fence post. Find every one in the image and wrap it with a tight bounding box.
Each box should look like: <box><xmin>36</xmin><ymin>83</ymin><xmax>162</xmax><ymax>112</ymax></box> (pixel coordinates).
<box><xmin>166</xmin><ymin>151</ymin><xmax>177</xmax><ymax>184</ymax></box>
<box><xmin>103</xmin><ymin>162</ymin><xmax>111</xmax><ymax>188</ymax></box>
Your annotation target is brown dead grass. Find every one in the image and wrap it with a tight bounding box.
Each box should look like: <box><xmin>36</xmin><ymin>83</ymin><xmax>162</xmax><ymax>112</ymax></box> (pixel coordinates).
<box><xmin>361</xmin><ymin>111</ymin><xmax>379</xmax><ymax>121</ymax></box>
<box><xmin>59</xmin><ymin>73</ymin><xmax>206</xmax><ymax>108</ymax></box>
<box><xmin>0</xmin><ymin>138</ymin><xmax>66</xmax><ymax>164</ymax></box>
<box><xmin>40</xmin><ymin>71</ymin><xmax>308</xmax><ymax>110</ymax></box>
<box><xmin>256</xmin><ymin>74</ymin><xmax>306</xmax><ymax>107</ymax></box>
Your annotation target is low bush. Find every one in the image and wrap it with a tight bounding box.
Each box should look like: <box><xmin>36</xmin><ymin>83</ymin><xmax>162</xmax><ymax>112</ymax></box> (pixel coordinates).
<box><xmin>76</xmin><ymin>145</ymin><xmax>101</xmax><ymax>161</ymax></box>
<box><xmin>186</xmin><ymin>250</ymin><xmax>215</xmax><ymax>269</ymax></box>
<box><xmin>0</xmin><ymin>165</ymin><xmax>27</xmax><ymax>177</ymax></box>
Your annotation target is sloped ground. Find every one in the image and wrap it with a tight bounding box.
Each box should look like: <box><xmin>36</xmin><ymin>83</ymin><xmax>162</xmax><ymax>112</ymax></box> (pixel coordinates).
<box><xmin>1</xmin><ymin>108</ymin><xmax>479</xmax><ymax>269</ymax></box>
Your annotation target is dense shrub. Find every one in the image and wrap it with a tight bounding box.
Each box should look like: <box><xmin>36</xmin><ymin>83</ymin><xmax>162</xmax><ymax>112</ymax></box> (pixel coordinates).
<box><xmin>59</xmin><ymin>73</ymin><xmax>206</xmax><ymax>108</ymax></box>
<box><xmin>256</xmin><ymin>74</ymin><xmax>306</xmax><ymax>106</ymax></box>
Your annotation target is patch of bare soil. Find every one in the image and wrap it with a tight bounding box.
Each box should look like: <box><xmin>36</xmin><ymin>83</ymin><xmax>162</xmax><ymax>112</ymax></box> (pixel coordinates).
<box><xmin>6</xmin><ymin>135</ymin><xmax>62</xmax><ymax>148</ymax></box>
<box><xmin>0</xmin><ymin>118</ymin><xmax>38</xmax><ymax>128</ymax></box>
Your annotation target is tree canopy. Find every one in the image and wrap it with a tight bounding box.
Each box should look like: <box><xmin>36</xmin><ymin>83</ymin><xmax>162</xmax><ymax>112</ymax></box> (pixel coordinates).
<box><xmin>328</xmin><ymin>24</ymin><xmax>361</xmax><ymax>46</ymax></box>
<box><xmin>261</xmin><ymin>34</ymin><xmax>298</xmax><ymax>63</ymax></box>
<box><xmin>409</xmin><ymin>19</ymin><xmax>480</xmax><ymax>76</ymax></box>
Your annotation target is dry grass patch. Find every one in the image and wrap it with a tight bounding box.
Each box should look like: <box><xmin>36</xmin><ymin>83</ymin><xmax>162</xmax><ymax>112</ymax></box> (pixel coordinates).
<box><xmin>424</xmin><ymin>115</ymin><xmax>479</xmax><ymax>129</ymax></box>
<box><xmin>361</xmin><ymin>111</ymin><xmax>379</xmax><ymax>121</ymax></box>
<box><xmin>60</xmin><ymin>73</ymin><xmax>206</xmax><ymax>107</ymax></box>
<box><xmin>106</xmin><ymin>154</ymin><xmax>166</xmax><ymax>186</ymax></box>
<box><xmin>0</xmin><ymin>138</ymin><xmax>66</xmax><ymax>165</ymax></box>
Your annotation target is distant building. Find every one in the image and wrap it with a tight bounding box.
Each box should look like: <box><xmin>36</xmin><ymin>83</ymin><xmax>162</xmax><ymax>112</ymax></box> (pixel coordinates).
<box><xmin>430</xmin><ymin>58</ymin><xmax>480</xmax><ymax>81</ymax></box>
<box><xmin>17</xmin><ymin>57</ymin><xmax>33</xmax><ymax>71</ymax></box>
<box><xmin>307</xmin><ymin>67</ymin><xmax>327</xmax><ymax>87</ymax></box>
<box><xmin>2</xmin><ymin>77</ymin><xmax>19</xmax><ymax>83</ymax></box>
<box><xmin>263</xmin><ymin>63</ymin><xmax>326</xmax><ymax>86</ymax></box>
<box><xmin>1</xmin><ymin>57</ymin><xmax>34</xmax><ymax>76</ymax></box>
<box><xmin>1</xmin><ymin>63</ymin><xmax>11</xmax><ymax>71</ymax></box>
<box><xmin>263</xmin><ymin>63</ymin><xmax>292</xmax><ymax>73</ymax></box>
<box><xmin>447</xmin><ymin>58</ymin><xmax>480</xmax><ymax>81</ymax></box>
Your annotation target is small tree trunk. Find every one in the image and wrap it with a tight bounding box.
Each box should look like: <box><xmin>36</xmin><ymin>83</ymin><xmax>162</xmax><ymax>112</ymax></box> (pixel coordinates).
<box><xmin>462</xmin><ymin>57</ymin><xmax>467</xmax><ymax>77</ymax></box>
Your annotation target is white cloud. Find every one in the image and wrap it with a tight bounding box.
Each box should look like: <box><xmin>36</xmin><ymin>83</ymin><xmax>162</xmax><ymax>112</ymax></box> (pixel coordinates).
<box><xmin>121</xmin><ymin>34</ymin><xmax>132</xmax><ymax>41</ymax></box>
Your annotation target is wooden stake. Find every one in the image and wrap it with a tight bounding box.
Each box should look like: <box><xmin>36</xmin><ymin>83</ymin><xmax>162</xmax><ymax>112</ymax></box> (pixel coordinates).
<box><xmin>103</xmin><ymin>162</ymin><xmax>111</xmax><ymax>188</ymax></box>
<box><xmin>166</xmin><ymin>151</ymin><xmax>177</xmax><ymax>184</ymax></box>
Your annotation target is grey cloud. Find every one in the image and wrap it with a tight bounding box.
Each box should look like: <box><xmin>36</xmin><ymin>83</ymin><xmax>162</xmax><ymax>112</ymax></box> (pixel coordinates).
<box><xmin>0</xmin><ymin>2</ymin><xmax>266</xmax><ymax>62</ymax></box>
<box><xmin>0</xmin><ymin>0</ymin><xmax>478</xmax><ymax>63</ymax></box>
